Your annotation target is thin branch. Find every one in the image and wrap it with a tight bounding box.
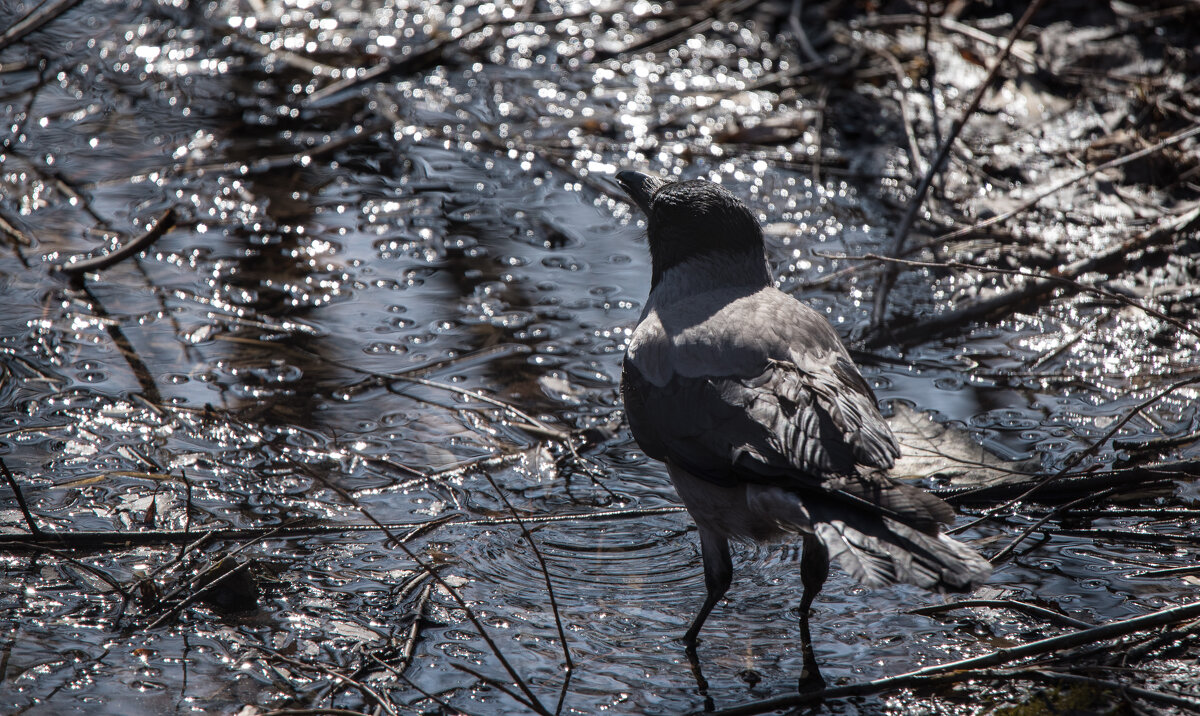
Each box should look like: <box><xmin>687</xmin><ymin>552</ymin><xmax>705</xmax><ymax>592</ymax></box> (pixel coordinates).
<box><xmin>707</xmin><ymin>599</ymin><xmax>1200</xmax><ymax>715</ymax></box>
<box><xmin>448</xmin><ymin>662</ymin><xmax>539</xmax><ymax>712</ymax></box>
<box><xmin>843</xmin><ymin>209</ymin><xmax>1200</xmax><ymax>345</ymax></box>
<box><xmin>304</xmin><ymin>17</ymin><xmax>490</xmax><ymax>107</ymax></box>
<box><xmin>911</xmin><ymin>598</ymin><xmax>1093</xmax><ymax>630</ymax></box>
<box><xmin>948</xmin><ymin>375</ymin><xmax>1200</xmax><ymax>534</ymax></box>
<box><xmin>0</xmin><ymin>458</ymin><xmax>42</xmax><ymax>536</ymax></box>
<box><xmin>934</xmin><ymin>123</ymin><xmax>1200</xmax><ymax>244</ymax></box>
<box><xmin>290</xmin><ymin>465</ymin><xmax>550</xmax><ymax>715</ymax></box>
<box><xmin>872</xmin><ymin>46</ymin><xmax>926</xmax><ymax>176</ymax></box>
<box><xmin>250</xmin><ymin>643</ymin><xmax>401</xmax><ymax>716</ymax></box>
<box><xmin>481</xmin><ymin>472</ymin><xmax>574</xmax><ymax>673</ymax></box>
<box><xmin>988</xmin><ymin>488</ymin><xmax>1116</xmax><ymax>565</ymax></box>
<box><xmin>0</xmin><ymin>0</ymin><xmax>85</xmax><ymax>51</ymax></box>
<box><xmin>788</xmin><ymin>0</ymin><xmax>823</xmax><ymax>65</ymax></box>
<box><xmin>0</xmin><ymin>506</ymin><xmax>687</xmax><ymax>550</ymax></box>
<box><xmin>56</xmin><ymin>209</ymin><xmax>177</xmax><ymax>279</ymax></box>
<box><xmin>870</xmin><ymin>0</ymin><xmax>1050</xmax><ymax>329</ymax></box>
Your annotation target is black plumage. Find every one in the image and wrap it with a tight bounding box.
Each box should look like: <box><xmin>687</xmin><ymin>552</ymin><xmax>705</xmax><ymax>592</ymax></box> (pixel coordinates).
<box><xmin>614</xmin><ymin>170</ymin><xmax>990</xmax><ymax>684</ymax></box>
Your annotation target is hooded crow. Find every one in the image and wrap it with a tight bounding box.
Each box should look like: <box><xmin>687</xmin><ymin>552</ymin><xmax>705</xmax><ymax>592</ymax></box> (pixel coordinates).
<box><xmin>615</xmin><ymin>170</ymin><xmax>991</xmax><ymax>682</ymax></box>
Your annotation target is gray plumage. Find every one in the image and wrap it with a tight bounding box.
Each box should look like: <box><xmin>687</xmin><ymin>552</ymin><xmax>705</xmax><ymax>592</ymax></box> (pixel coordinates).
<box><xmin>614</xmin><ymin>170</ymin><xmax>990</xmax><ymax>673</ymax></box>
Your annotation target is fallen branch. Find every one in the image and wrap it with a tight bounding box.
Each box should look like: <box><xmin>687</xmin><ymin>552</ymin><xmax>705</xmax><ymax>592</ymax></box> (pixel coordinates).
<box><xmin>988</xmin><ymin>488</ymin><xmax>1117</xmax><ymax>565</ymax></box>
<box><xmin>869</xmin><ymin>0</ymin><xmax>1050</xmax><ymax>330</ymax></box>
<box><xmin>911</xmin><ymin>598</ymin><xmax>1092</xmax><ymax>630</ymax></box>
<box><xmin>591</xmin><ymin>0</ymin><xmax>758</xmax><ymax>62</ymax></box>
<box><xmin>56</xmin><ymin>209</ymin><xmax>177</xmax><ymax>279</ymax></box>
<box><xmin>935</xmin><ymin>459</ymin><xmax>1197</xmax><ymax>505</ymax></box>
<box><xmin>0</xmin><ymin>458</ymin><xmax>42</xmax><ymax>537</ymax></box>
<box><xmin>934</xmin><ymin>123</ymin><xmax>1200</xmax><ymax>244</ymax></box>
<box><xmin>854</xmin><ymin>203</ymin><xmax>1200</xmax><ymax>346</ymax></box>
<box><xmin>0</xmin><ymin>0</ymin><xmax>85</xmax><ymax>51</ymax></box>
<box><xmin>849</xmin><ymin>14</ymin><xmax>1039</xmax><ymax>65</ymax></box>
<box><xmin>706</xmin><ymin>599</ymin><xmax>1200</xmax><ymax>715</ymax></box>
<box><xmin>304</xmin><ymin>16</ymin><xmax>489</xmax><ymax>107</ymax></box>
<box><xmin>0</xmin><ymin>506</ymin><xmax>686</xmax><ymax>550</ymax></box>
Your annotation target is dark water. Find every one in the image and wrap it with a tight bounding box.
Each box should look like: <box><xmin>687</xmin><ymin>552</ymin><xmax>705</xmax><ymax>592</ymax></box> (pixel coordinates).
<box><xmin>2</xmin><ymin>1</ymin><xmax>1199</xmax><ymax>714</ymax></box>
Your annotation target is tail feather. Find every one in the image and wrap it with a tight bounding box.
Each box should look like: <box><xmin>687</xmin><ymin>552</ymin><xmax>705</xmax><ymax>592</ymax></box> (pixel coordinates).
<box><xmin>814</xmin><ymin>514</ymin><xmax>990</xmax><ymax>592</ymax></box>
<box><xmin>745</xmin><ymin>483</ymin><xmax>991</xmax><ymax>592</ymax></box>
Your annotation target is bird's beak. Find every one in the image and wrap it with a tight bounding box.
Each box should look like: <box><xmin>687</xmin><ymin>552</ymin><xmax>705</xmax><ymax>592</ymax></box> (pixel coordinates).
<box><xmin>616</xmin><ymin>170</ymin><xmax>667</xmax><ymax>215</ymax></box>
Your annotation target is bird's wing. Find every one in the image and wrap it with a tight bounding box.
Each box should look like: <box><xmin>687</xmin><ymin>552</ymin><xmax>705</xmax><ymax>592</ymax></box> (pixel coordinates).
<box><xmin>623</xmin><ymin>353</ymin><xmax>893</xmax><ymax>480</ymax></box>
<box><xmin>623</xmin><ymin>289</ymin><xmax>950</xmax><ymax>530</ymax></box>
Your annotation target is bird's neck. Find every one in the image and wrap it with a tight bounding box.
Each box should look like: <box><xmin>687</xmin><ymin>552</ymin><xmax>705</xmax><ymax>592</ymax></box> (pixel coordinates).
<box><xmin>648</xmin><ymin>252</ymin><xmax>772</xmax><ymax>301</ymax></box>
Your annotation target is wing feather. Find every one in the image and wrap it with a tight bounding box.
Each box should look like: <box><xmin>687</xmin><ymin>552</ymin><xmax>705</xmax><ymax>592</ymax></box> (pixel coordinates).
<box><xmin>623</xmin><ymin>288</ymin><xmax>950</xmax><ymax>532</ymax></box>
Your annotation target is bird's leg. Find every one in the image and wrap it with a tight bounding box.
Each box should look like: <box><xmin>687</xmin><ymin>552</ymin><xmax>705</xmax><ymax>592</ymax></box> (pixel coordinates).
<box><xmin>684</xmin><ymin>530</ymin><xmax>729</xmax><ymax>709</ymax></box>
<box><xmin>683</xmin><ymin>529</ymin><xmax>732</xmax><ymax>652</ymax></box>
<box><xmin>798</xmin><ymin>533</ymin><xmax>829</xmax><ymax>692</ymax></box>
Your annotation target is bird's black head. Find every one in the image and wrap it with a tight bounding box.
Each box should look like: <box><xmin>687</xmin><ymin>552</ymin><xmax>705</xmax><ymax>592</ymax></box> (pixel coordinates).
<box><xmin>616</xmin><ymin>171</ymin><xmax>766</xmax><ymax>289</ymax></box>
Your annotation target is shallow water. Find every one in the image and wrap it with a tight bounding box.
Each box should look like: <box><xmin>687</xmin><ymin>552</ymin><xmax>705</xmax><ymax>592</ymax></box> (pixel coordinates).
<box><xmin>2</xmin><ymin>1</ymin><xmax>1200</xmax><ymax>714</ymax></box>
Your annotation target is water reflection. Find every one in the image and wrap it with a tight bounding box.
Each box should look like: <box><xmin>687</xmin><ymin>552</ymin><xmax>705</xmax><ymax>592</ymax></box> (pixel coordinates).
<box><xmin>2</xmin><ymin>0</ymin><xmax>1200</xmax><ymax>713</ymax></box>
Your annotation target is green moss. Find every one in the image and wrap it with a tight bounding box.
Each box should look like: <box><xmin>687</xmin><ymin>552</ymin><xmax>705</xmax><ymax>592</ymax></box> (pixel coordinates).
<box><xmin>994</xmin><ymin>683</ymin><xmax>1129</xmax><ymax>716</ymax></box>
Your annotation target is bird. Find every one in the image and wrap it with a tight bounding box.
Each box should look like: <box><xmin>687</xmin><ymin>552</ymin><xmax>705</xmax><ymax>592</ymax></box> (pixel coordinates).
<box><xmin>614</xmin><ymin>170</ymin><xmax>991</xmax><ymax>685</ymax></box>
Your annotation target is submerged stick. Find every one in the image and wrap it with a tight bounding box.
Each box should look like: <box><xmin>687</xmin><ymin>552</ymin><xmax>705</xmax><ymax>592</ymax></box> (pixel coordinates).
<box><xmin>948</xmin><ymin>375</ymin><xmax>1200</xmax><ymax>536</ymax></box>
<box><xmin>0</xmin><ymin>0</ymin><xmax>85</xmax><ymax>50</ymax></box>
<box><xmin>57</xmin><ymin>209</ymin><xmax>177</xmax><ymax>279</ymax></box>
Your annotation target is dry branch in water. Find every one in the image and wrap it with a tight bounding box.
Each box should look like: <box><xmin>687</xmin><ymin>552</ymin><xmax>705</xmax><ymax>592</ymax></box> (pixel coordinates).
<box><xmin>55</xmin><ymin>208</ymin><xmax>178</xmax><ymax>280</ymax></box>
<box><xmin>707</xmin><ymin>599</ymin><xmax>1200</xmax><ymax>715</ymax></box>
<box><xmin>869</xmin><ymin>0</ymin><xmax>1051</xmax><ymax>330</ymax></box>
<box><xmin>852</xmin><ymin>202</ymin><xmax>1200</xmax><ymax>347</ymax></box>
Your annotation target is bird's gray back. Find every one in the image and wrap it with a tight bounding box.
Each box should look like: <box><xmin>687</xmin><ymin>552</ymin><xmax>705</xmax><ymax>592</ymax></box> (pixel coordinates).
<box><xmin>628</xmin><ymin>284</ymin><xmax>848</xmax><ymax>387</ymax></box>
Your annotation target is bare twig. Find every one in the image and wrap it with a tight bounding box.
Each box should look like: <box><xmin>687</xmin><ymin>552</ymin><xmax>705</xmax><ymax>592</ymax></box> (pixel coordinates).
<box><xmin>870</xmin><ymin>0</ymin><xmax>1050</xmax><ymax>329</ymax></box>
<box><xmin>844</xmin><ymin>209</ymin><xmax>1200</xmax><ymax>345</ymax></box>
<box><xmin>0</xmin><ymin>0</ymin><xmax>85</xmax><ymax>51</ymax></box>
<box><xmin>304</xmin><ymin>17</ymin><xmax>490</xmax><ymax>106</ymax></box>
<box><xmin>988</xmin><ymin>488</ymin><xmax>1117</xmax><ymax>565</ymax></box>
<box><xmin>849</xmin><ymin>14</ymin><xmax>1039</xmax><ymax>65</ymax></box>
<box><xmin>934</xmin><ymin>123</ymin><xmax>1200</xmax><ymax>244</ymax></box>
<box><xmin>481</xmin><ymin>473</ymin><xmax>574</xmax><ymax>673</ymax></box>
<box><xmin>396</xmin><ymin>581</ymin><xmax>433</xmax><ymax>674</ymax></box>
<box><xmin>948</xmin><ymin>375</ymin><xmax>1200</xmax><ymax>535</ymax></box>
<box><xmin>872</xmin><ymin>47</ymin><xmax>926</xmax><ymax>176</ymax></box>
<box><xmin>1027</xmin><ymin>669</ymin><xmax>1200</xmax><ymax>713</ymax></box>
<box><xmin>788</xmin><ymin>0</ymin><xmax>823</xmax><ymax>65</ymax></box>
<box><xmin>911</xmin><ymin>598</ymin><xmax>1093</xmax><ymax>630</ymax></box>
<box><xmin>0</xmin><ymin>458</ymin><xmax>42</xmax><ymax>536</ymax></box>
<box><xmin>145</xmin><ymin>560</ymin><xmax>254</xmax><ymax>630</ymax></box>
<box><xmin>387</xmin><ymin>375</ymin><xmax>567</xmax><ymax>439</ymax></box>
<box><xmin>56</xmin><ymin>209</ymin><xmax>177</xmax><ymax>279</ymax></box>
<box><xmin>449</xmin><ymin>661</ymin><xmax>539</xmax><ymax>712</ymax></box>
<box><xmin>260</xmin><ymin>709</ymin><xmax>374</xmax><ymax>716</ymax></box>
<box><xmin>289</xmin><ymin>465</ymin><xmax>550</xmax><ymax>715</ymax></box>
<box><xmin>707</xmin><ymin>599</ymin><xmax>1200</xmax><ymax>715</ymax></box>
<box><xmin>592</xmin><ymin>0</ymin><xmax>758</xmax><ymax>61</ymax></box>
<box><xmin>251</xmin><ymin>643</ymin><xmax>401</xmax><ymax>716</ymax></box>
